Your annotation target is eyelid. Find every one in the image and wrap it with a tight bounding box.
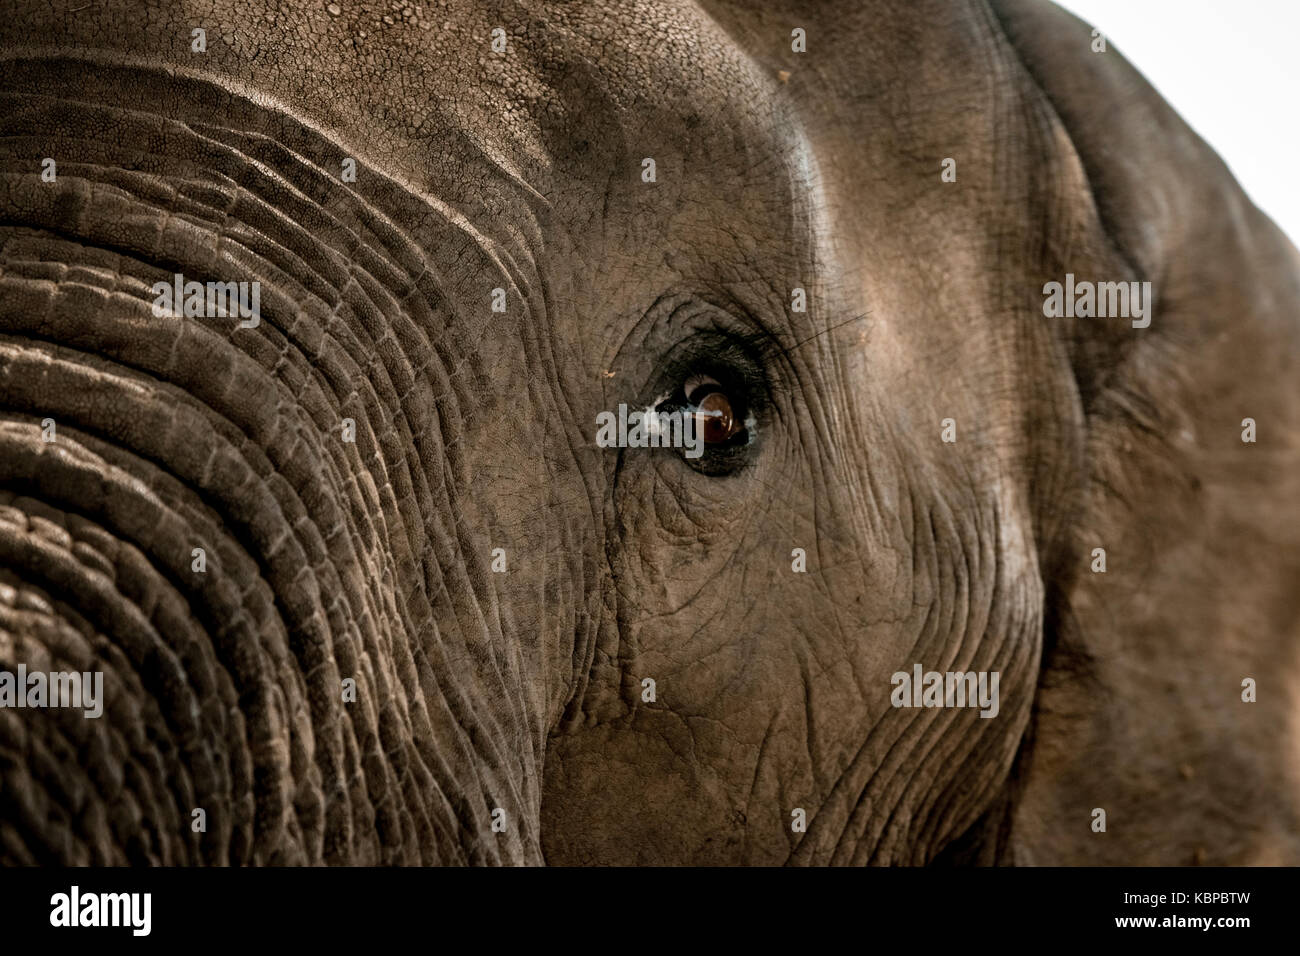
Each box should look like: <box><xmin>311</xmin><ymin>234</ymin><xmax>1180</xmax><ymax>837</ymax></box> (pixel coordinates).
<box><xmin>636</xmin><ymin>301</ymin><xmax>786</xmax><ymax>425</ymax></box>
<box><xmin>684</xmin><ymin>373</ymin><xmax>720</xmax><ymax>398</ymax></box>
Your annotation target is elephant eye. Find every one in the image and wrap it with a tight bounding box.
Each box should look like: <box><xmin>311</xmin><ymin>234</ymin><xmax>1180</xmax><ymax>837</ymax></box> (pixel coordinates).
<box><xmin>684</xmin><ymin>374</ymin><xmax>744</xmax><ymax>445</ymax></box>
<box><xmin>642</xmin><ymin>322</ymin><xmax>772</xmax><ymax>477</ymax></box>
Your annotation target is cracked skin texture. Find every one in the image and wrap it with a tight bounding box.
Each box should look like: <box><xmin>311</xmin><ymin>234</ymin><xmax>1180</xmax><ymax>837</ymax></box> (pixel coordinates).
<box><xmin>0</xmin><ymin>0</ymin><xmax>1297</xmax><ymax>865</ymax></box>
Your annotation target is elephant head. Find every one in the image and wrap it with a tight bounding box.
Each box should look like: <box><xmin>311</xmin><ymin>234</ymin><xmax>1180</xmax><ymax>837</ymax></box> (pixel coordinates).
<box><xmin>0</xmin><ymin>0</ymin><xmax>1296</xmax><ymax>865</ymax></box>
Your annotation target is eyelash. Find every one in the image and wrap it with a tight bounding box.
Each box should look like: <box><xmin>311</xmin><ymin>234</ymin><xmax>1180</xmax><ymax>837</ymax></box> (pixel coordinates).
<box><xmin>664</xmin><ymin>311</ymin><xmax>788</xmax><ymax>410</ymax></box>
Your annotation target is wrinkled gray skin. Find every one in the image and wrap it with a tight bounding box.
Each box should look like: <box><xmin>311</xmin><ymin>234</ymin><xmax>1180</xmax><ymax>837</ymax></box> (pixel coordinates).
<box><xmin>0</xmin><ymin>0</ymin><xmax>1297</xmax><ymax>866</ymax></box>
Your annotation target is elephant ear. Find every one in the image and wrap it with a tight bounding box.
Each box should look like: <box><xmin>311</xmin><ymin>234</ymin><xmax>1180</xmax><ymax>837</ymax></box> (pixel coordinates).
<box><xmin>987</xmin><ymin>0</ymin><xmax>1300</xmax><ymax>863</ymax></box>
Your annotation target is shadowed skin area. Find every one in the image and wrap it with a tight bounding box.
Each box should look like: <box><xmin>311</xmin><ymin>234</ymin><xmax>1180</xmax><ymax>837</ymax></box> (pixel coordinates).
<box><xmin>0</xmin><ymin>0</ymin><xmax>1296</xmax><ymax>865</ymax></box>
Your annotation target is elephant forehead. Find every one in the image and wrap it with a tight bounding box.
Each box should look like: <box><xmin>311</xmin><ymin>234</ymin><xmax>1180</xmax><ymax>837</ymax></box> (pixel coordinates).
<box><xmin>0</xmin><ymin>1</ymin><xmax>807</xmax><ymax>229</ymax></box>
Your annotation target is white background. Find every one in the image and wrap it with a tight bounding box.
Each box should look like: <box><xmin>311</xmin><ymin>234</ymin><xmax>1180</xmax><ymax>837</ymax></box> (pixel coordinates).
<box><xmin>1052</xmin><ymin>0</ymin><xmax>1299</xmax><ymax>249</ymax></box>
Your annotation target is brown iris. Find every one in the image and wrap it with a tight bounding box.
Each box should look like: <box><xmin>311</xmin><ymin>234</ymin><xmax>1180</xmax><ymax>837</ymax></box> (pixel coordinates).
<box><xmin>695</xmin><ymin>390</ymin><xmax>740</xmax><ymax>444</ymax></box>
<box><xmin>685</xmin><ymin>373</ymin><xmax>743</xmax><ymax>444</ymax></box>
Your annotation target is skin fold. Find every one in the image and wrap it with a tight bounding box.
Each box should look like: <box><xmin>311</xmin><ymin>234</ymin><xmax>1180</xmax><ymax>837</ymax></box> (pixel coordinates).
<box><xmin>0</xmin><ymin>0</ymin><xmax>1295</xmax><ymax>865</ymax></box>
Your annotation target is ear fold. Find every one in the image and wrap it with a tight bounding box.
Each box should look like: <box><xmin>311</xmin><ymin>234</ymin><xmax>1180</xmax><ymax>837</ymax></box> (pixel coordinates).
<box><xmin>988</xmin><ymin>0</ymin><xmax>1300</xmax><ymax>863</ymax></box>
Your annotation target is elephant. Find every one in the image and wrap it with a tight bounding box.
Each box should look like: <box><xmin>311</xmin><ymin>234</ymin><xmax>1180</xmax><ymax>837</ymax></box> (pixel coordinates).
<box><xmin>0</xmin><ymin>0</ymin><xmax>1297</xmax><ymax>867</ymax></box>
